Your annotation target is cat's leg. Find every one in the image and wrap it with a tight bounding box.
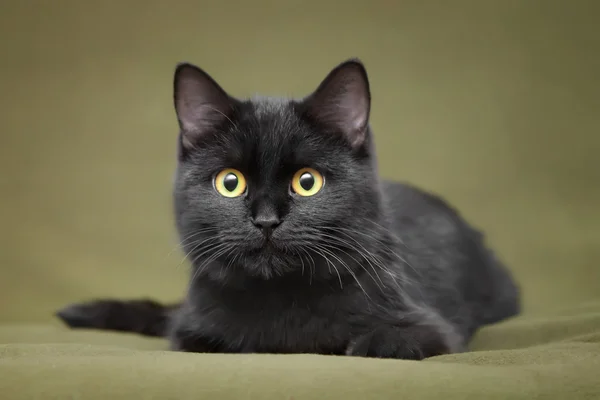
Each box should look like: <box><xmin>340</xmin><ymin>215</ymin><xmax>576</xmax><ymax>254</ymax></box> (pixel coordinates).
<box><xmin>168</xmin><ymin>317</ymin><xmax>232</xmax><ymax>353</ymax></box>
<box><xmin>346</xmin><ymin>311</ymin><xmax>464</xmax><ymax>360</ymax></box>
<box><xmin>169</xmin><ymin>329</ymin><xmax>223</xmax><ymax>353</ymax></box>
<box><xmin>167</xmin><ymin>304</ymin><xmax>237</xmax><ymax>353</ymax></box>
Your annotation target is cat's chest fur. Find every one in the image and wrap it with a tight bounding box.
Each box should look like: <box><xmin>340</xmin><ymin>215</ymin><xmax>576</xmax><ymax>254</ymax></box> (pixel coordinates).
<box><xmin>171</xmin><ymin>277</ymin><xmax>386</xmax><ymax>354</ymax></box>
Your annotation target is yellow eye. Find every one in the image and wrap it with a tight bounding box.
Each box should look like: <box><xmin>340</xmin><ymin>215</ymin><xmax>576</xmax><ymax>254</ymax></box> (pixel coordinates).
<box><xmin>214</xmin><ymin>168</ymin><xmax>247</xmax><ymax>198</ymax></box>
<box><xmin>291</xmin><ymin>168</ymin><xmax>324</xmax><ymax>197</ymax></box>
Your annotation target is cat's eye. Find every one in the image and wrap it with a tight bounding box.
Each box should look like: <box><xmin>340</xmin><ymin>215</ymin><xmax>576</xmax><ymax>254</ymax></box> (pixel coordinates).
<box><xmin>291</xmin><ymin>168</ymin><xmax>324</xmax><ymax>197</ymax></box>
<box><xmin>214</xmin><ymin>168</ymin><xmax>247</xmax><ymax>198</ymax></box>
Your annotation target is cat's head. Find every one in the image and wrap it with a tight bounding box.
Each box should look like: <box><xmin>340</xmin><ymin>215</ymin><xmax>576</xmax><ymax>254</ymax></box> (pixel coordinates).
<box><xmin>173</xmin><ymin>59</ymin><xmax>384</xmax><ymax>282</ymax></box>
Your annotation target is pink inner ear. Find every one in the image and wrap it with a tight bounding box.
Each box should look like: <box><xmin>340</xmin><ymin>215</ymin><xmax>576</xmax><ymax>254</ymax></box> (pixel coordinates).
<box><xmin>179</xmin><ymin>98</ymin><xmax>227</xmax><ymax>139</ymax></box>
<box><xmin>174</xmin><ymin>65</ymin><xmax>232</xmax><ymax>144</ymax></box>
<box><xmin>310</xmin><ymin>68</ymin><xmax>370</xmax><ymax>147</ymax></box>
<box><xmin>343</xmin><ymin>94</ymin><xmax>369</xmax><ymax>132</ymax></box>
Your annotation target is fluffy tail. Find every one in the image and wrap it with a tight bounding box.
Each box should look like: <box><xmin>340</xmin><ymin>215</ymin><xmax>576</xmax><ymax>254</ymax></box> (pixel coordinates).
<box><xmin>56</xmin><ymin>299</ymin><xmax>179</xmax><ymax>337</ymax></box>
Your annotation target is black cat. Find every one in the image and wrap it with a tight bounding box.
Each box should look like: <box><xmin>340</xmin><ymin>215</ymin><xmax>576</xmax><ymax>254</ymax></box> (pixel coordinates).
<box><xmin>57</xmin><ymin>59</ymin><xmax>520</xmax><ymax>360</ymax></box>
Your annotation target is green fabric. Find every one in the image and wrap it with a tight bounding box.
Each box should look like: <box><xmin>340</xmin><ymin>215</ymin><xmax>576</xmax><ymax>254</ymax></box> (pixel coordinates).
<box><xmin>1</xmin><ymin>308</ymin><xmax>600</xmax><ymax>399</ymax></box>
<box><xmin>1</xmin><ymin>1</ymin><xmax>599</xmax><ymax>399</ymax></box>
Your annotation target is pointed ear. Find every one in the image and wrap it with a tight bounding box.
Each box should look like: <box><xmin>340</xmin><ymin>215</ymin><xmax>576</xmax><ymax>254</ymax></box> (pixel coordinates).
<box><xmin>301</xmin><ymin>59</ymin><xmax>371</xmax><ymax>148</ymax></box>
<box><xmin>173</xmin><ymin>63</ymin><xmax>234</xmax><ymax>149</ymax></box>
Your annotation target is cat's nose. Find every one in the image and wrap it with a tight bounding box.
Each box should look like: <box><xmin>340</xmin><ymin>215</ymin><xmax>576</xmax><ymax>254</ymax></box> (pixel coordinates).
<box><xmin>251</xmin><ymin>215</ymin><xmax>281</xmax><ymax>236</ymax></box>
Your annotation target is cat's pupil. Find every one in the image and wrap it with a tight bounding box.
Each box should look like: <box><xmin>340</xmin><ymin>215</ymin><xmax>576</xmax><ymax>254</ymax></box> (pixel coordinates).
<box><xmin>299</xmin><ymin>173</ymin><xmax>315</xmax><ymax>191</ymax></box>
<box><xmin>223</xmin><ymin>173</ymin><xmax>238</xmax><ymax>192</ymax></box>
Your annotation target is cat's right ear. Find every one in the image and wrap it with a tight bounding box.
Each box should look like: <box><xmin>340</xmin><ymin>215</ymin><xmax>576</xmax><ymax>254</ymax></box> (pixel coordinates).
<box><xmin>173</xmin><ymin>63</ymin><xmax>234</xmax><ymax>150</ymax></box>
<box><xmin>299</xmin><ymin>59</ymin><xmax>371</xmax><ymax>150</ymax></box>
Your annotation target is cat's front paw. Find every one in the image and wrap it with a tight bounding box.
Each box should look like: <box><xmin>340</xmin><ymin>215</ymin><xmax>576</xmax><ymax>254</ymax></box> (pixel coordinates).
<box><xmin>346</xmin><ymin>325</ymin><xmax>453</xmax><ymax>360</ymax></box>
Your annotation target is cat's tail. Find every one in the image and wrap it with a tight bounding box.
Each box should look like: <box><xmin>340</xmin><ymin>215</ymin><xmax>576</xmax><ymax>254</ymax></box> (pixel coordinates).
<box><xmin>55</xmin><ymin>299</ymin><xmax>179</xmax><ymax>337</ymax></box>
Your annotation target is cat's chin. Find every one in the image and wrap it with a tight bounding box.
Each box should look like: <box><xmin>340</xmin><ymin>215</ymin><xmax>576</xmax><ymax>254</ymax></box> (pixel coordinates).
<box><xmin>245</xmin><ymin>235</ymin><xmax>286</xmax><ymax>253</ymax></box>
<box><xmin>230</xmin><ymin>244</ymin><xmax>300</xmax><ymax>279</ymax></box>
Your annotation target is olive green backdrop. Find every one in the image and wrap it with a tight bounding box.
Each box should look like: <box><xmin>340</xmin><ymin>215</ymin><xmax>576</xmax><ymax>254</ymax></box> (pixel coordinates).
<box><xmin>0</xmin><ymin>1</ymin><xmax>599</xmax><ymax>399</ymax></box>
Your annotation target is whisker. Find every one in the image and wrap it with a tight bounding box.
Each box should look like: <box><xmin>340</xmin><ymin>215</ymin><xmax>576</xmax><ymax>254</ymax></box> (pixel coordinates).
<box><xmin>176</xmin><ymin>236</ymin><xmax>221</xmax><ymax>269</ymax></box>
<box><xmin>311</xmin><ymin>231</ymin><xmax>388</xmax><ymax>291</ymax></box>
<box><xmin>288</xmin><ymin>244</ymin><xmax>306</xmax><ymax>276</ymax></box>
<box><xmin>324</xmin><ymin>227</ymin><xmax>420</xmax><ymax>283</ymax></box>
<box><xmin>313</xmin><ymin>244</ymin><xmax>373</xmax><ymax>302</ymax></box>
<box><xmin>312</xmin><ymin>244</ymin><xmax>343</xmax><ymax>289</ymax></box>
<box><xmin>219</xmin><ymin>246</ymin><xmax>240</xmax><ymax>280</ymax></box>
<box><xmin>355</xmin><ymin>219</ymin><xmax>421</xmax><ymax>275</ymax></box>
<box><xmin>332</xmin><ymin>225</ymin><xmax>410</xmax><ymax>265</ymax></box>
<box><xmin>188</xmin><ymin>243</ymin><xmax>234</xmax><ymax>287</ymax></box>
<box><xmin>189</xmin><ymin>241</ymin><xmax>231</xmax><ymax>270</ymax></box>
<box><xmin>299</xmin><ymin>247</ymin><xmax>316</xmax><ymax>284</ymax></box>
<box><xmin>318</xmin><ymin>240</ymin><xmax>385</xmax><ymax>293</ymax></box>
<box><xmin>166</xmin><ymin>227</ymin><xmax>219</xmax><ymax>255</ymax></box>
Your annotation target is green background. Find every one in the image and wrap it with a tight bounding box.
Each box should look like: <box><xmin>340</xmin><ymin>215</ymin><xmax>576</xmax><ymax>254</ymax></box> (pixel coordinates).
<box><xmin>0</xmin><ymin>1</ymin><xmax>599</xmax><ymax>399</ymax></box>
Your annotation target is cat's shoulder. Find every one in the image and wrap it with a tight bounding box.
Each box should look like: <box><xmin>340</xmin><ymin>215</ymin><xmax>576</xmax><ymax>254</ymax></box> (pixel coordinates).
<box><xmin>379</xmin><ymin>179</ymin><xmax>475</xmax><ymax>238</ymax></box>
<box><xmin>380</xmin><ymin>180</ymin><xmax>458</xmax><ymax>215</ymax></box>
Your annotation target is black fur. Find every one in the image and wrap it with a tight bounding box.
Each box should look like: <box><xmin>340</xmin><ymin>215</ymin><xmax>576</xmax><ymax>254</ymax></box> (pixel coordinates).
<box><xmin>56</xmin><ymin>299</ymin><xmax>177</xmax><ymax>337</ymax></box>
<box><xmin>56</xmin><ymin>59</ymin><xmax>520</xmax><ymax>360</ymax></box>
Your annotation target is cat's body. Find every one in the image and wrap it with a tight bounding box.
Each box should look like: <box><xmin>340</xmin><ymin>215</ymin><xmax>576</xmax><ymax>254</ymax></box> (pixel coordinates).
<box><xmin>57</xmin><ymin>59</ymin><xmax>520</xmax><ymax>360</ymax></box>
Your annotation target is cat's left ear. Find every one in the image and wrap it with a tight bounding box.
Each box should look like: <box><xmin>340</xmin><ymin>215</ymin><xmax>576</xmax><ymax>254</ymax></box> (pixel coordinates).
<box><xmin>173</xmin><ymin>63</ymin><xmax>235</xmax><ymax>150</ymax></box>
<box><xmin>300</xmin><ymin>59</ymin><xmax>371</xmax><ymax>149</ymax></box>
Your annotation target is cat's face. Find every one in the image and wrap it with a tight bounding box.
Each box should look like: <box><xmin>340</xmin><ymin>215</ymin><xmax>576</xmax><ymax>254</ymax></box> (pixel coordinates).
<box><xmin>173</xmin><ymin>60</ymin><xmax>382</xmax><ymax>280</ymax></box>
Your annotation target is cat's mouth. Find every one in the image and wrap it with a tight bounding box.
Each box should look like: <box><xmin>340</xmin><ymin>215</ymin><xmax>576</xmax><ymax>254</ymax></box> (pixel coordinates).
<box><xmin>244</xmin><ymin>235</ymin><xmax>286</xmax><ymax>256</ymax></box>
<box><xmin>262</xmin><ymin>237</ymin><xmax>278</xmax><ymax>249</ymax></box>
<box><xmin>255</xmin><ymin>237</ymin><xmax>280</xmax><ymax>253</ymax></box>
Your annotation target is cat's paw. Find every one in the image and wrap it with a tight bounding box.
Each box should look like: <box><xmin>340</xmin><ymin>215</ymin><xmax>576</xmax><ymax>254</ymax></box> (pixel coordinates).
<box><xmin>346</xmin><ymin>325</ymin><xmax>453</xmax><ymax>360</ymax></box>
